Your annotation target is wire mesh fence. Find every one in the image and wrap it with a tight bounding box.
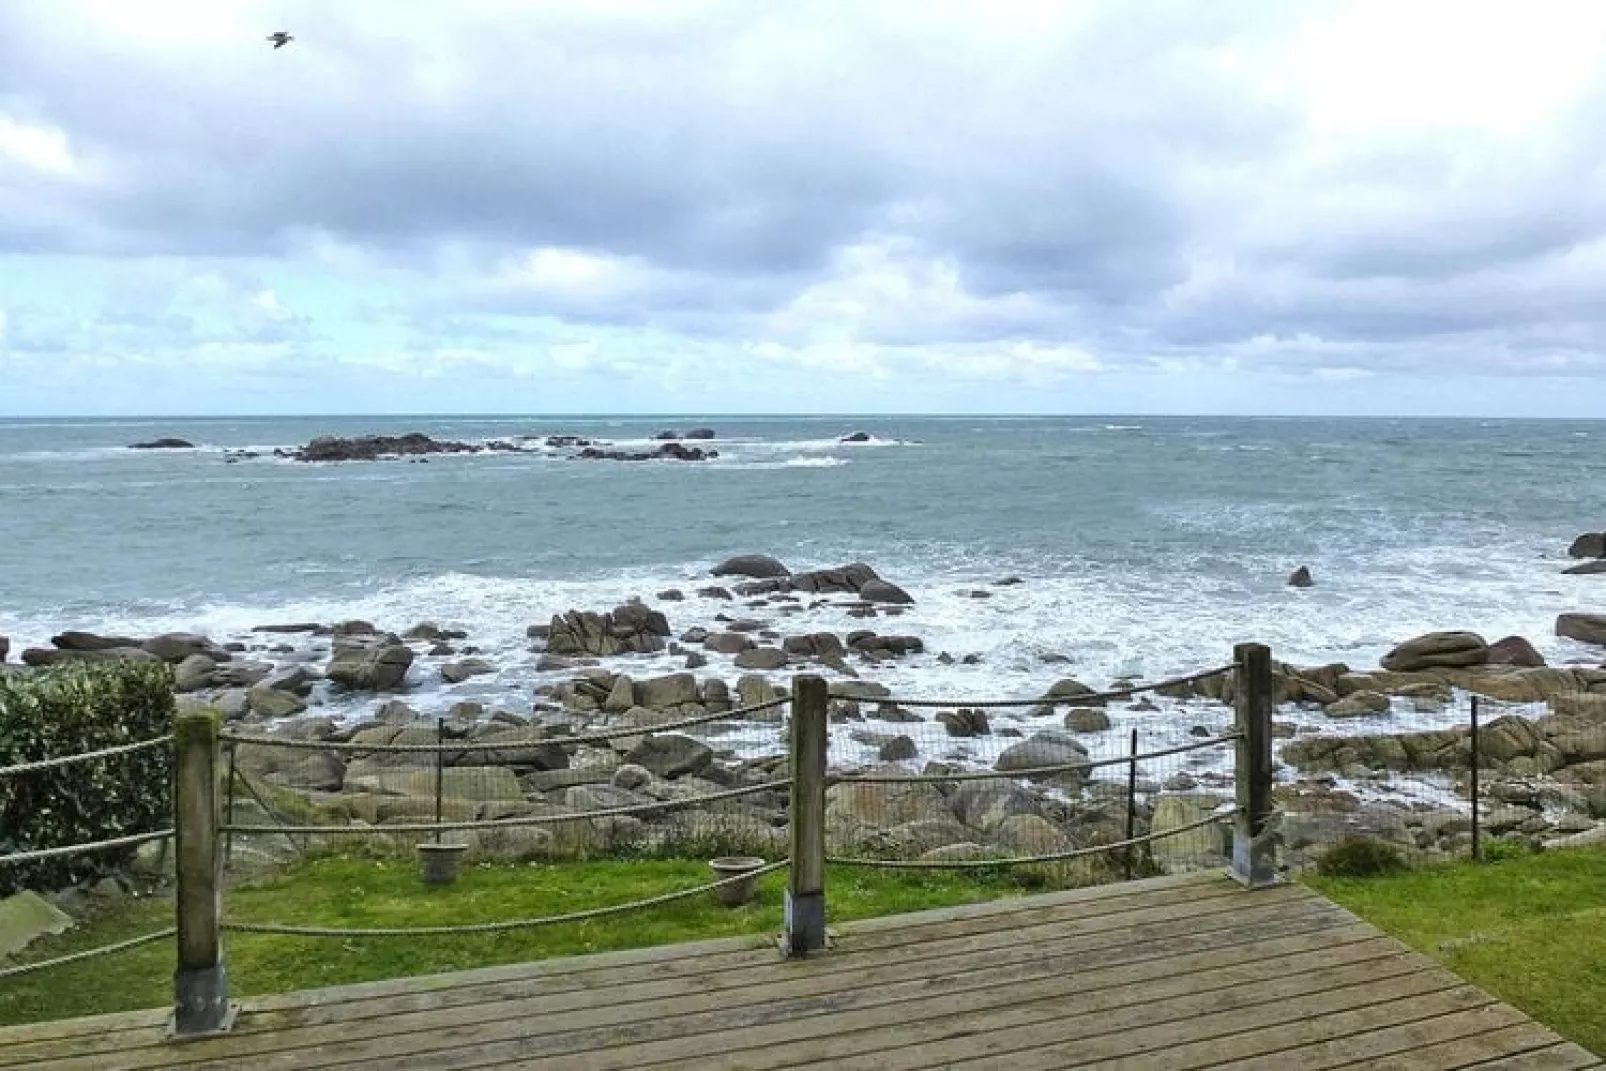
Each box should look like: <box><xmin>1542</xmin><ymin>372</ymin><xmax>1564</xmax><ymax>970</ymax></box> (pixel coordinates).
<box><xmin>1273</xmin><ymin>678</ymin><xmax>1606</xmax><ymax>870</ymax></box>
<box><xmin>819</xmin><ymin>667</ymin><xmax>1242</xmax><ymax>888</ymax></box>
<box><xmin>220</xmin><ymin>672</ymin><xmax>795</xmax><ymax>871</ymax></box>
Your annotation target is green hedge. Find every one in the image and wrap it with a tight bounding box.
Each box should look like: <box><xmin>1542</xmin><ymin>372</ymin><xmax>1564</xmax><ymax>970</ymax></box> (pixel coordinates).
<box><xmin>0</xmin><ymin>662</ymin><xmax>176</xmax><ymax>895</ymax></box>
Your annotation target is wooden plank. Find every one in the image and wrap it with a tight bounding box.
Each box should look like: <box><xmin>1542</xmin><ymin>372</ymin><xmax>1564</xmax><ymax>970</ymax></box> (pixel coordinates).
<box><xmin>1075</xmin><ymin>993</ymin><xmax>1519</xmax><ymax>1071</ymax></box>
<box><xmin>1455</xmin><ymin>1043</ymin><xmax>1606</xmax><ymax>1070</ymax></box>
<box><xmin>1325</xmin><ymin>1022</ymin><xmax>1592</xmax><ymax>1070</ymax></box>
<box><xmin>837</xmin><ymin>870</ymin><xmax>1242</xmax><ymax>935</ymax></box>
<box><xmin>0</xmin><ymin>1009</ymin><xmax>169</xmax><ymax>1049</ymax></box>
<box><xmin>4</xmin><ymin>886</ymin><xmax>1333</xmax><ymax>1068</ymax></box>
<box><xmin>0</xmin><ymin>869</ymin><xmax>1250</xmax><ymax>1062</ymax></box>
<box><xmin>839</xmin><ymin>877</ymin><xmax>1289</xmax><ymax>951</ymax></box>
<box><xmin>637</xmin><ymin>936</ymin><xmax>1414</xmax><ymax>1071</ymax></box>
<box><xmin>784</xmin><ymin>957</ymin><xmax>1462</xmax><ymax>1071</ymax></box>
<box><xmin>110</xmin><ymin>904</ymin><xmax>1357</xmax><ymax>1071</ymax></box>
<box><xmin>314</xmin><ymin>925</ymin><xmax>1396</xmax><ymax>1071</ymax></box>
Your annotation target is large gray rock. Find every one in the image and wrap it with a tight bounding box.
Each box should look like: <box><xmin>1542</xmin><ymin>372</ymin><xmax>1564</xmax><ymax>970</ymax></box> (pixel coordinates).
<box><xmin>248</xmin><ymin>683</ymin><xmax>308</xmax><ymax>717</ymax></box>
<box><xmin>951</xmin><ymin>780</ymin><xmax>1036</xmax><ymax>831</ymax></box>
<box><xmin>996</xmin><ymin>730</ymin><xmax>1089</xmax><ymax>782</ymax></box>
<box><xmin>466</xmin><ymin>728</ymin><xmax>569</xmax><ymax>770</ymax></box>
<box><xmin>1043</xmin><ymin>679</ymin><xmax>1107</xmax><ymax>707</ymax></box>
<box><xmin>1557</xmin><ymin>613</ymin><xmax>1606</xmax><ymax>647</ymax></box>
<box><xmin>711</xmin><ymin>554</ymin><xmax>791</xmax><ymax>579</ymax></box>
<box><xmin>441</xmin><ymin>658</ymin><xmax>495</xmax><ymax>684</ymax></box>
<box><xmin>1326</xmin><ymin>690</ymin><xmax>1390</xmax><ymax>718</ymax></box>
<box><xmin>624</xmin><ymin>734</ymin><xmax>713</xmax><ymax>779</ymax></box>
<box><xmin>859</xmin><ymin>579</ymin><xmax>915</xmax><ymax>605</ymax></box>
<box><xmin>326</xmin><ymin>637</ymin><xmax>414</xmax><ymax>691</ymax></box>
<box><xmin>51</xmin><ymin>630</ymin><xmax>143</xmax><ymax>651</ymax></box>
<box><xmin>734</xmin><ymin>647</ymin><xmax>787</xmax><ymax>671</ymax></box>
<box><xmin>1380</xmin><ymin>631</ymin><xmax>1488</xmax><ymax>671</ymax></box>
<box><xmin>1568</xmin><ymin>533</ymin><xmax>1606</xmax><ymax>559</ymax></box>
<box><xmin>635</xmin><ymin>672</ymin><xmax>699</xmax><ymax>709</ymax></box>
<box><xmin>174</xmin><ymin>654</ymin><xmax>218</xmax><ymax>692</ymax></box>
<box><xmin>143</xmin><ymin>632</ymin><xmax>230</xmax><ymax>664</ymax></box>
<box><xmin>706</xmin><ymin>632</ymin><xmax>754</xmax><ymax>655</ymax></box>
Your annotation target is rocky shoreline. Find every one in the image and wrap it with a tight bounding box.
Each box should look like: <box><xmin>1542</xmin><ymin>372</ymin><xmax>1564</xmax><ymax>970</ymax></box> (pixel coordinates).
<box><xmin>6</xmin><ymin>543</ymin><xmax>1606</xmax><ymax>875</ymax></box>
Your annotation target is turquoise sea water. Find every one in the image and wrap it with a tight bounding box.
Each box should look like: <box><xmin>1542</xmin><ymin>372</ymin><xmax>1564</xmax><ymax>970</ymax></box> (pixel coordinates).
<box><xmin>2</xmin><ymin>414</ymin><xmax>1603</xmax><ymax>694</ymax></box>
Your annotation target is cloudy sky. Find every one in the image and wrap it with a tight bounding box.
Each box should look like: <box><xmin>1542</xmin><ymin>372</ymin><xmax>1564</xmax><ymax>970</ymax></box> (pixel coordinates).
<box><xmin>4</xmin><ymin>0</ymin><xmax>1606</xmax><ymax>416</ymax></box>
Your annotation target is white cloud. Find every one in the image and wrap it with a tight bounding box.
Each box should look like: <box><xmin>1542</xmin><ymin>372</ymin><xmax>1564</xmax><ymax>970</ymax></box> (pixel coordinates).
<box><xmin>0</xmin><ymin>114</ymin><xmax>76</xmax><ymax>175</ymax></box>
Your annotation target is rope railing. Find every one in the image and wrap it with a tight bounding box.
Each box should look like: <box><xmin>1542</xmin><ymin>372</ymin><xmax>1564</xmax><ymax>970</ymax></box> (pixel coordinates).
<box><xmin>826</xmin><ymin>810</ymin><xmax>1233</xmax><ymax>870</ymax></box>
<box><xmin>828</xmin><ymin>733</ymin><xmax>1242</xmax><ymax>786</ymax></box>
<box><xmin>827</xmin><ymin>665</ymin><xmax>1236</xmax><ymax>709</ymax></box>
<box><xmin>218</xmin><ymin>778</ymin><xmax>791</xmax><ymax>837</ymax></box>
<box><xmin>0</xmin><ymin>927</ymin><xmax>177</xmax><ymax>980</ymax></box>
<box><xmin>0</xmin><ymin>828</ymin><xmax>174</xmax><ymax>867</ymax></box>
<box><xmin>218</xmin><ymin>696</ymin><xmax>791</xmax><ymax>754</ymax></box>
<box><xmin>223</xmin><ymin>858</ymin><xmax>791</xmax><ymax>937</ymax></box>
<box><xmin>0</xmin><ymin>734</ymin><xmax>173</xmax><ymax>779</ymax></box>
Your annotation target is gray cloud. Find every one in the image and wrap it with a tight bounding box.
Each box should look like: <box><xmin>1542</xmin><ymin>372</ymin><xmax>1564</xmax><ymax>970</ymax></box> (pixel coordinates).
<box><xmin>3</xmin><ymin>0</ymin><xmax>1606</xmax><ymax>389</ymax></box>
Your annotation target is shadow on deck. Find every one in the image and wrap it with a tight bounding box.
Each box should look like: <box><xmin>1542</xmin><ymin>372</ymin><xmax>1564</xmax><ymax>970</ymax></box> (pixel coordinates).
<box><xmin>0</xmin><ymin>871</ymin><xmax>1597</xmax><ymax>1070</ymax></box>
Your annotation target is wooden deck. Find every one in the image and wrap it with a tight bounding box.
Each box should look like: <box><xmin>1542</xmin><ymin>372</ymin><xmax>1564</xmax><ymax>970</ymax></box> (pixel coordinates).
<box><xmin>0</xmin><ymin>871</ymin><xmax>1597</xmax><ymax>1070</ymax></box>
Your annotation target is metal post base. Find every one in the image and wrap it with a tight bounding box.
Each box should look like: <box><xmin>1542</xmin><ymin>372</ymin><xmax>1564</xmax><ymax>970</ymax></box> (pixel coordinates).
<box><xmin>780</xmin><ymin>889</ymin><xmax>826</xmax><ymax>957</ymax></box>
<box><xmin>1228</xmin><ymin>822</ymin><xmax>1282</xmax><ymax>889</ymax></box>
<box><xmin>168</xmin><ymin>964</ymin><xmax>237</xmax><ymax>1040</ymax></box>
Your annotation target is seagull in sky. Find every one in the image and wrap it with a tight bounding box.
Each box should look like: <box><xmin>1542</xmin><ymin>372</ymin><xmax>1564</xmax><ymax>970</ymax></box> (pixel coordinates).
<box><xmin>267</xmin><ymin>31</ymin><xmax>294</xmax><ymax>49</ymax></box>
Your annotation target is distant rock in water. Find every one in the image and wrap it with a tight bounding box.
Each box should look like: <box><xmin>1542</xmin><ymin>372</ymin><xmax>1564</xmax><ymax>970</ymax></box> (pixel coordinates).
<box><xmin>128</xmin><ymin>437</ymin><xmax>195</xmax><ymax>449</ymax></box>
<box><xmin>840</xmin><ymin>431</ymin><xmax>872</xmax><ymax>443</ymax></box>
<box><xmin>1287</xmin><ymin>565</ymin><xmax>1314</xmax><ymax>588</ymax></box>
<box><xmin>575</xmin><ymin>442</ymin><xmax>717</xmax><ymax>462</ymax></box>
<box><xmin>684</xmin><ymin>427</ymin><xmax>716</xmax><ymax>440</ymax></box>
<box><xmin>711</xmin><ymin>554</ymin><xmax>791</xmax><ymax>579</ymax></box>
<box><xmin>288</xmin><ymin>433</ymin><xmax>480</xmax><ymax>462</ymax></box>
<box><xmin>1569</xmin><ymin>532</ymin><xmax>1606</xmax><ymax>558</ymax></box>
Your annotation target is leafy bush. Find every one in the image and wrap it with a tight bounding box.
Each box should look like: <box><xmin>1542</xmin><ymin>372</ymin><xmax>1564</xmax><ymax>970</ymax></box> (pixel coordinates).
<box><xmin>1315</xmin><ymin>835</ymin><xmax>1407</xmax><ymax>878</ymax></box>
<box><xmin>0</xmin><ymin>662</ymin><xmax>176</xmax><ymax>894</ymax></box>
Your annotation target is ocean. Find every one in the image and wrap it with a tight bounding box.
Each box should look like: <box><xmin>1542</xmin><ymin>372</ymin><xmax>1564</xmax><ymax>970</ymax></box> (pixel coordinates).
<box><xmin>2</xmin><ymin>414</ymin><xmax>1603</xmax><ymax>754</ymax></box>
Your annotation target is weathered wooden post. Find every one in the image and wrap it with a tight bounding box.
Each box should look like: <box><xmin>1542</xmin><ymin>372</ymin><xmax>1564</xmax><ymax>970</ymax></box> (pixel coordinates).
<box><xmin>1229</xmin><ymin>642</ymin><xmax>1279</xmax><ymax>888</ymax></box>
<box><xmin>783</xmin><ymin>674</ymin><xmax>829</xmax><ymax>956</ymax></box>
<box><xmin>171</xmin><ymin>711</ymin><xmax>236</xmax><ymax>1038</ymax></box>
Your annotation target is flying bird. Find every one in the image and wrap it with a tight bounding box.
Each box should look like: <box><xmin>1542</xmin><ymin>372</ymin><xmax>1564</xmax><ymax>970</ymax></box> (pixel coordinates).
<box><xmin>266</xmin><ymin>31</ymin><xmax>293</xmax><ymax>49</ymax></box>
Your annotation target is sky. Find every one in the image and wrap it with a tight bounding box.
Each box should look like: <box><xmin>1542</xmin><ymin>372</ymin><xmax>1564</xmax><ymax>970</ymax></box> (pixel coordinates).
<box><xmin>4</xmin><ymin>1</ymin><xmax>1606</xmax><ymax>417</ymax></box>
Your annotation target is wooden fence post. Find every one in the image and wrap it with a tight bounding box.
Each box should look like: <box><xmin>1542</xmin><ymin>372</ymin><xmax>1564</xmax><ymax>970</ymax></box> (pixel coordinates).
<box><xmin>783</xmin><ymin>674</ymin><xmax>829</xmax><ymax>956</ymax></box>
<box><xmin>170</xmin><ymin>711</ymin><xmax>236</xmax><ymax>1038</ymax></box>
<box><xmin>1229</xmin><ymin>643</ymin><xmax>1279</xmax><ymax>888</ymax></box>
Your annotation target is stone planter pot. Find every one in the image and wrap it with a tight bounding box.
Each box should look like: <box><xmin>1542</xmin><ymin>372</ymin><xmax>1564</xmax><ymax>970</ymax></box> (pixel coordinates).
<box><xmin>417</xmin><ymin>842</ymin><xmax>469</xmax><ymax>886</ymax></box>
<box><xmin>709</xmin><ymin>856</ymin><xmax>766</xmax><ymax>907</ymax></box>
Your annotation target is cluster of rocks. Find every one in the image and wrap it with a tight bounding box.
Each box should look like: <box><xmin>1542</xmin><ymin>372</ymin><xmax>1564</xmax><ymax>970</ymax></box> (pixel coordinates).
<box><xmin>710</xmin><ymin>555</ymin><xmax>915</xmax><ymax>605</ymax></box>
<box><xmin>577</xmin><ymin>442</ymin><xmax>717</xmax><ymax>463</ymax></box>
<box><xmin>1566</xmin><ymin>531</ymin><xmax>1606</xmax><ymax>574</ymax></box>
<box><xmin>225</xmin><ymin>667</ymin><xmax>1225</xmax><ymax>869</ymax></box>
<box><xmin>215</xmin><ymin>431</ymin><xmax>734</xmax><ymax>465</ymax></box>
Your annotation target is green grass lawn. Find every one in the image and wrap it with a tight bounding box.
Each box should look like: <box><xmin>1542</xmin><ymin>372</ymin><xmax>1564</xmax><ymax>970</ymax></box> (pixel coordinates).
<box><xmin>1307</xmin><ymin>845</ymin><xmax>1606</xmax><ymax>1055</ymax></box>
<box><xmin>0</xmin><ymin>855</ymin><xmax>1042</xmax><ymax>1027</ymax></box>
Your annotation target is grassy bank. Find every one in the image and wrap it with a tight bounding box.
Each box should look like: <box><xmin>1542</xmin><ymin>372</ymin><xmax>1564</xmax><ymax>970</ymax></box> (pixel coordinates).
<box><xmin>1308</xmin><ymin>845</ymin><xmax>1606</xmax><ymax>1055</ymax></box>
<box><xmin>0</xmin><ymin>856</ymin><xmax>1040</xmax><ymax>1027</ymax></box>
